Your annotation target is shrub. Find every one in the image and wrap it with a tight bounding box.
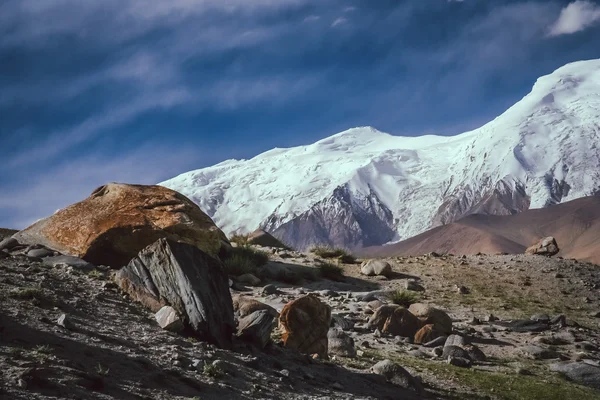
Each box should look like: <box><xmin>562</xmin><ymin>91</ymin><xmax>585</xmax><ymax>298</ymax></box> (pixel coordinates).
<box><xmin>318</xmin><ymin>262</ymin><xmax>344</xmax><ymax>281</ymax></box>
<box><xmin>203</xmin><ymin>363</ymin><xmax>224</xmax><ymax>379</ymax></box>
<box><xmin>10</xmin><ymin>287</ymin><xmax>45</xmax><ymax>301</ymax></box>
<box><xmin>222</xmin><ymin>246</ymin><xmax>269</xmax><ymax>276</ymax></box>
<box><xmin>229</xmin><ymin>233</ymin><xmax>249</xmax><ymax>246</ymax></box>
<box><xmin>388</xmin><ymin>290</ymin><xmax>420</xmax><ymax>307</ymax></box>
<box><xmin>311</xmin><ymin>245</ymin><xmax>355</xmax><ymax>259</ymax></box>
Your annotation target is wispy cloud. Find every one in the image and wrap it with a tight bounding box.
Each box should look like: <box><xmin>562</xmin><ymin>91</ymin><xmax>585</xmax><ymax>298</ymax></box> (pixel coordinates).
<box><xmin>548</xmin><ymin>0</ymin><xmax>600</xmax><ymax>36</ymax></box>
<box><xmin>0</xmin><ymin>143</ymin><xmax>201</xmax><ymax>229</ymax></box>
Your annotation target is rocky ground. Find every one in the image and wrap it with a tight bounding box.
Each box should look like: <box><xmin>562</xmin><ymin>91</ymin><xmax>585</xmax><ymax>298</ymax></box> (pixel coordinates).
<box><xmin>1</xmin><ymin>230</ymin><xmax>600</xmax><ymax>399</ymax></box>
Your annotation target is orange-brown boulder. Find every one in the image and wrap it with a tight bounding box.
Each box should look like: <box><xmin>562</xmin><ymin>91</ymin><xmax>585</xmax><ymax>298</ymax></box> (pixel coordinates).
<box><xmin>367</xmin><ymin>305</ymin><xmax>422</xmax><ymax>338</ymax></box>
<box><xmin>278</xmin><ymin>295</ymin><xmax>331</xmax><ymax>358</ymax></box>
<box><xmin>414</xmin><ymin>324</ymin><xmax>443</xmax><ymax>345</ymax></box>
<box><xmin>13</xmin><ymin>183</ymin><xmax>228</xmax><ymax>267</ymax></box>
<box><xmin>525</xmin><ymin>236</ymin><xmax>559</xmax><ymax>256</ymax></box>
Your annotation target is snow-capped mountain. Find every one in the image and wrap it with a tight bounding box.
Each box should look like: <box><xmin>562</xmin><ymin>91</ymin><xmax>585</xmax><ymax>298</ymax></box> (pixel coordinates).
<box><xmin>161</xmin><ymin>59</ymin><xmax>600</xmax><ymax>250</ymax></box>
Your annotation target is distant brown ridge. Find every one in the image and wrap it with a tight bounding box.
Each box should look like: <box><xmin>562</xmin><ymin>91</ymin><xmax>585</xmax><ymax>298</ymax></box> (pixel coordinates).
<box><xmin>360</xmin><ymin>195</ymin><xmax>600</xmax><ymax>265</ymax></box>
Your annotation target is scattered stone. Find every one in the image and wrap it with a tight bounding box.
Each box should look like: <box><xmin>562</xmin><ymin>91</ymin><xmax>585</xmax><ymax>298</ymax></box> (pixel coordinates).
<box><xmin>236</xmin><ymin>273</ymin><xmax>261</xmax><ymax>286</ymax></box>
<box><xmin>443</xmin><ymin>345</ymin><xmax>471</xmax><ymax>360</ymax></box>
<box><xmin>367</xmin><ymin>300</ymin><xmax>386</xmax><ymax>311</ymax></box>
<box><xmin>155</xmin><ymin>306</ymin><xmax>185</xmax><ymax>333</ymax></box>
<box><xmin>422</xmin><ymin>335</ymin><xmax>447</xmax><ymax>348</ymax></box>
<box><xmin>408</xmin><ymin>303</ymin><xmax>452</xmax><ymax>334</ymax></box>
<box><xmin>367</xmin><ymin>305</ymin><xmax>422</xmax><ymax>338</ymax></box>
<box><xmin>115</xmin><ymin>238</ymin><xmax>235</xmax><ymax>348</ymax></box>
<box><xmin>455</xmin><ymin>285</ymin><xmax>470</xmax><ymax>294</ymax></box>
<box><xmin>550</xmin><ymin>314</ymin><xmax>567</xmax><ymax>326</ymax></box>
<box><xmin>517</xmin><ymin>345</ymin><xmax>560</xmax><ymax>360</ymax></box>
<box><xmin>432</xmin><ymin>347</ymin><xmax>444</xmax><ymax>357</ymax></box>
<box><xmin>27</xmin><ymin>248</ymin><xmax>53</xmax><ymax>258</ymax></box>
<box><xmin>525</xmin><ymin>236</ymin><xmax>559</xmax><ymax>256</ymax></box>
<box><xmin>279</xmin><ymin>294</ymin><xmax>331</xmax><ymax>358</ymax></box>
<box><xmin>328</xmin><ymin>328</ymin><xmax>356</xmax><ymax>357</ymax></box>
<box><xmin>331</xmin><ymin>382</ymin><xmax>344</xmax><ymax>391</ymax></box>
<box><xmin>237</xmin><ymin>310</ymin><xmax>276</xmax><ymax>349</ymax></box>
<box><xmin>414</xmin><ymin>324</ymin><xmax>444</xmax><ymax>345</ymax></box>
<box><xmin>447</xmin><ymin>356</ymin><xmax>472</xmax><ymax>368</ymax></box>
<box><xmin>370</xmin><ymin>359</ymin><xmax>422</xmax><ymax>393</ymax></box>
<box><xmin>506</xmin><ymin>319</ymin><xmax>550</xmax><ymax>333</ymax></box>
<box><xmin>43</xmin><ymin>255</ymin><xmax>93</xmax><ymax>270</ymax></box>
<box><xmin>261</xmin><ymin>284</ymin><xmax>280</xmax><ymax>296</ymax></box>
<box><xmin>13</xmin><ymin>183</ymin><xmax>229</xmax><ymax>267</ymax></box>
<box><xmin>360</xmin><ymin>260</ymin><xmax>392</xmax><ymax>278</ymax></box>
<box><xmin>465</xmin><ymin>345</ymin><xmax>486</xmax><ymax>362</ymax></box>
<box><xmin>485</xmin><ymin>314</ymin><xmax>498</xmax><ymax>322</ymax></box>
<box><xmin>331</xmin><ymin>315</ymin><xmax>355</xmax><ymax>331</ymax></box>
<box><xmin>550</xmin><ymin>362</ymin><xmax>600</xmax><ymax>389</ymax></box>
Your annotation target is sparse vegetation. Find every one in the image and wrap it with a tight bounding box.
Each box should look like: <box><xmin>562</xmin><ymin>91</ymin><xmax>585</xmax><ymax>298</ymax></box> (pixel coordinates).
<box><xmin>87</xmin><ymin>269</ymin><xmax>104</xmax><ymax>279</ymax></box>
<box><xmin>310</xmin><ymin>245</ymin><xmax>354</xmax><ymax>262</ymax></box>
<box><xmin>229</xmin><ymin>233</ymin><xmax>249</xmax><ymax>246</ymax></box>
<box><xmin>318</xmin><ymin>262</ymin><xmax>344</xmax><ymax>281</ymax></box>
<box><xmin>34</xmin><ymin>344</ymin><xmax>52</xmax><ymax>354</ymax></box>
<box><xmin>10</xmin><ymin>287</ymin><xmax>45</xmax><ymax>302</ymax></box>
<box><xmin>388</xmin><ymin>289</ymin><xmax>420</xmax><ymax>307</ymax></box>
<box><xmin>222</xmin><ymin>245</ymin><xmax>269</xmax><ymax>276</ymax></box>
<box><xmin>203</xmin><ymin>363</ymin><xmax>224</xmax><ymax>379</ymax></box>
<box><xmin>96</xmin><ymin>363</ymin><xmax>110</xmax><ymax>376</ymax></box>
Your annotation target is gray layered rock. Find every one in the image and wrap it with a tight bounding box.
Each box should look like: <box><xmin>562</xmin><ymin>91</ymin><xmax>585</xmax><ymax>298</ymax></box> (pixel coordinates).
<box><xmin>115</xmin><ymin>238</ymin><xmax>235</xmax><ymax>349</ymax></box>
<box><xmin>551</xmin><ymin>362</ymin><xmax>600</xmax><ymax>389</ymax></box>
<box><xmin>237</xmin><ymin>310</ymin><xmax>276</xmax><ymax>349</ymax></box>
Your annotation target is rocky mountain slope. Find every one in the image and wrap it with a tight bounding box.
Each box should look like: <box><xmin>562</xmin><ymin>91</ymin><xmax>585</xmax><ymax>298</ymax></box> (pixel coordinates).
<box><xmin>362</xmin><ymin>195</ymin><xmax>600</xmax><ymax>263</ymax></box>
<box><xmin>161</xmin><ymin>59</ymin><xmax>600</xmax><ymax>250</ymax></box>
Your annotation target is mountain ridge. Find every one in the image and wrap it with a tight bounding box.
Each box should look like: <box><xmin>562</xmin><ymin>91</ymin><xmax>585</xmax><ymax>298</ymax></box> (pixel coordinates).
<box><xmin>161</xmin><ymin>59</ymin><xmax>600</xmax><ymax>250</ymax></box>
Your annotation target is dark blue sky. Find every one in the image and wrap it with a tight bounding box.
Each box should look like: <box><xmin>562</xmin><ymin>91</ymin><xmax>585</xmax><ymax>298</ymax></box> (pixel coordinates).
<box><xmin>1</xmin><ymin>0</ymin><xmax>600</xmax><ymax>228</ymax></box>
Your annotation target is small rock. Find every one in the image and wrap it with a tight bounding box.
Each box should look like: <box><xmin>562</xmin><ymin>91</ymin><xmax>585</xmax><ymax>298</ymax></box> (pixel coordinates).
<box><xmin>444</xmin><ymin>335</ymin><xmax>468</xmax><ymax>348</ymax></box>
<box><xmin>155</xmin><ymin>306</ymin><xmax>185</xmax><ymax>333</ymax></box>
<box><xmin>423</xmin><ymin>335</ymin><xmax>447</xmax><ymax>348</ymax></box>
<box><xmin>485</xmin><ymin>314</ymin><xmax>498</xmax><ymax>322</ymax></box>
<box><xmin>331</xmin><ymin>382</ymin><xmax>344</xmax><ymax>390</ymax></box>
<box><xmin>447</xmin><ymin>356</ymin><xmax>471</xmax><ymax>368</ymax></box>
<box><xmin>551</xmin><ymin>362</ymin><xmax>600</xmax><ymax>389</ymax></box>
<box><xmin>517</xmin><ymin>345</ymin><xmax>560</xmax><ymax>360</ymax></box>
<box><xmin>261</xmin><ymin>284</ymin><xmax>280</xmax><ymax>296</ymax></box>
<box><xmin>455</xmin><ymin>285</ymin><xmax>470</xmax><ymax>294</ymax></box>
<box><xmin>57</xmin><ymin>314</ymin><xmax>73</xmax><ymax>330</ymax></box>
<box><xmin>27</xmin><ymin>248</ymin><xmax>54</xmax><ymax>258</ymax></box>
<box><xmin>43</xmin><ymin>255</ymin><xmax>93</xmax><ymax>270</ymax></box>
<box><xmin>328</xmin><ymin>328</ymin><xmax>356</xmax><ymax>357</ymax></box>
<box><xmin>443</xmin><ymin>345</ymin><xmax>471</xmax><ymax>360</ymax></box>
<box><xmin>530</xmin><ymin>314</ymin><xmax>550</xmax><ymax>323</ymax></box>
<box><xmin>432</xmin><ymin>346</ymin><xmax>443</xmax><ymax>357</ymax></box>
<box><xmin>360</xmin><ymin>260</ymin><xmax>393</xmax><ymax>278</ymax></box>
<box><xmin>403</xmin><ymin>279</ymin><xmax>424</xmax><ymax>292</ymax></box>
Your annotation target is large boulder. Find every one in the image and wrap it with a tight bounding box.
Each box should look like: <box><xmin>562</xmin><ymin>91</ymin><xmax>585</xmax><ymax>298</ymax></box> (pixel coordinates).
<box><xmin>367</xmin><ymin>305</ymin><xmax>422</xmax><ymax>338</ymax></box>
<box><xmin>360</xmin><ymin>260</ymin><xmax>393</xmax><ymax>278</ymax></box>
<box><xmin>247</xmin><ymin>229</ymin><xmax>287</xmax><ymax>248</ymax></box>
<box><xmin>115</xmin><ymin>238</ymin><xmax>235</xmax><ymax>349</ymax></box>
<box><xmin>525</xmin><ymin>236</ymin><xmax>559</xmax><ymax>257</ymax></box>
<box><xmin>408</xmin><ymin>303</ymin><xmax>453</xmax><ymax>334</ymax></box>
<box><xmin>14</xmin><ymin>183</ymin><xmax>228</xmax><ymax>267</ymax></box>
<box><xmin>279</xmin><ymin>295</ymin><xmax>331</xmax><ymax>358</ymax></box>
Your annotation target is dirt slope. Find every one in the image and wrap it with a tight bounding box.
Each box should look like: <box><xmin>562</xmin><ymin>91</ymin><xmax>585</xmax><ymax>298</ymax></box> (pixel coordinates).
<box><xmin>363</xmin><ymin>196</ymin><xmax>600</xmax><ymax>263</ymax></box>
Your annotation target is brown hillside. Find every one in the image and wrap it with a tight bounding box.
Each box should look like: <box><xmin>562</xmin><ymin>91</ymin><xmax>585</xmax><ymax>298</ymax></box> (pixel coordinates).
<box><xmin>362</xmin><ymin>196</ymin><xmax>600</xmax><ymax>264</ymax></box>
